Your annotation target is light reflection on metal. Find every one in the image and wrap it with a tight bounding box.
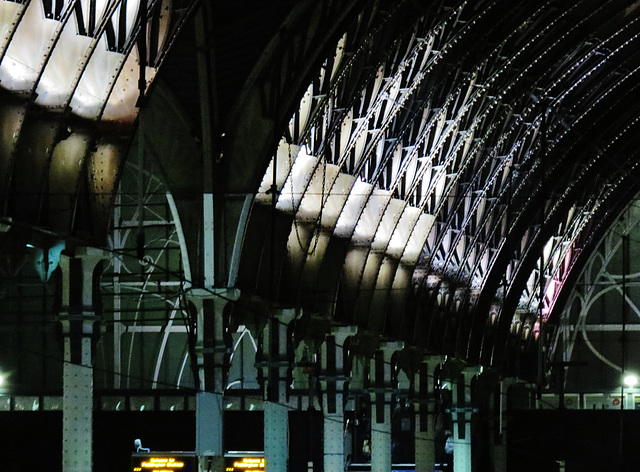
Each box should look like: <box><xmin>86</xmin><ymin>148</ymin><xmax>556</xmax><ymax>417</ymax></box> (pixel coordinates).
<box><xmin>255</xmin><ymin>2</ymin><xmax>552</xmax><ymax>315</ymax></box>
<box><xmin>1</xmin><ymin>0</ymin><xmax>147</xmax><ymax>121</ymax></box>
<box><xmin>245</xmin><ymin>3</ymin><xmax>640</xmax><ymax>372</ymax></box>
<box><xmin>0</xmin><ymin>0</ymin><xmax>193</xmax><ymax>123</ymax></box>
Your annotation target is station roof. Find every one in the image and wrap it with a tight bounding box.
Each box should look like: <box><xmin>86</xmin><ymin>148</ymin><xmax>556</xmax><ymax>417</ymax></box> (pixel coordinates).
<box><xmin>2</xmin><ymin>0</ymin><xmax>640</xmax><ymax>373</ymax></box>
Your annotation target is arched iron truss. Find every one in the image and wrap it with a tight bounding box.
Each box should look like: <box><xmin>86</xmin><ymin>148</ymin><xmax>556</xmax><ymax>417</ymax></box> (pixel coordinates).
<box><xmin>3</xmin><ymin>0</ymin><xmax>640</xmax><ymax>386</ymax></box>
<box><xmin>231</xmin><ymin>0</ymin><xmax>640</xmax><ymax>375</ymax></box>
<box><xmin>0</xmin><ymin>0</ymin><xmax>198</xmax><ymax>243</ymax></box>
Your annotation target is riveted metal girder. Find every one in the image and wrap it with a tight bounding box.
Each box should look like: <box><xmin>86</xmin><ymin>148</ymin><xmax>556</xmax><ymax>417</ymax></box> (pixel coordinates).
<box><xmin>234</xmin><ymin>0</ymin><xmax>640</xmax><ymax>377</ymax></box>
<box><xmin>0</xmin><ymin>0</ymin><xmax>199</xmax><ymax>247</ymax></box>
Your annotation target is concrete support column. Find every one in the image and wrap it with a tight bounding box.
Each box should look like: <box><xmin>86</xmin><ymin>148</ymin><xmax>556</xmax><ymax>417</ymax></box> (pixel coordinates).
<box><xmin>370</xmin><ymin>342</ymin><xmax>403</xmax><ymax>472</ymax></box>
<box><xmin>321</xmin><ymin>327</ymin><xmax>356</xmax><ymax>472</ymax></box>
<box><xmin>259</xmin><ymin>308</ymin><xmax>297</xmax><ymax>472</ymax></box>
<box><xmin>191</xmin><ymin>288</ymin><xmax>239</xmax><ymax>472</ymax></box>
<box><xmin>415</xmin><ymin>357</ymin><xmax>445</xmax><ymax>472</ymax></box>
<box><xmin>59</xmin><ymin>248</ymin><xmax>104</xmax><ymax>472</ymax></box>
<box><xmin>452</xmin><ymin>368</ymin><xmax>479</xmax><ymax>472</ymax></box>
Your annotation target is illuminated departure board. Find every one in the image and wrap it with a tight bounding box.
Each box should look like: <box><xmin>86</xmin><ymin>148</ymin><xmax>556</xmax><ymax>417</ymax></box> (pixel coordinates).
<box><xmin>131</xmin><ymin>453</ymin><xmax>196</xmax><ymax>472</ymax></box>
<box><xmin>224</xmin><ymin>456</ymin><xmax>265</xmax><ymax>471</ymax></box>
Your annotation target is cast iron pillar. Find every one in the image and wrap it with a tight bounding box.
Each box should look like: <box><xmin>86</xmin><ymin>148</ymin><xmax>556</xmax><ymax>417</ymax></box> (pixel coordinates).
<box><xmin>59</xmin><ymin>247</ymin><xmax>104</xmax><ymax>472</ymax></box>
<box><xmin>415</xmin><ymin>356</ymin><xmax>445</xmax><ymax>472</ymax></box>
<box><xmin>191</xmin><ymin>288</ymin><xmax>238</xmax><ymax>472</ymax></box>
<box><xmin>260</xmin><ymin>308</ymin><xmax>297</xmax><ymax>472</ymax></box>
<box><xmin>370</xmin><ymin>341</ymin><xmax>403</xmax><ymax>472</ymax></box>
<box><xmin>347</xmin><ymin>332</ymin><xmax>378</xmax><ymax>467</ymax></box>
<box><xmin>492</xmin><ymin>378</ymin><xmax>516</xmax><ymax>472</ymax></box>
<box><xmin>452</xmin><ymin>367</ymin><xmax>479</xmax><ymax>472</ymax></box>
<box><xmin>320</xmin><ymin>326</ymin><xmax>356</xmax><ymax>472</ymax></box>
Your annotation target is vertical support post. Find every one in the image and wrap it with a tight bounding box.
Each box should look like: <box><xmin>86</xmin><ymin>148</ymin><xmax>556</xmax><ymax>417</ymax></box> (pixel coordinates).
<box><xmin>491</xmin><ymin>378</ymin><xmax>515</xmax><ymax>472</ymax></box>
<box><xmin>195</xmin><ymin>2</ymin><xmax>218</xmax><ymax>289</ymax></box>
<box><xmin>203</xmin><ymin>192</ymin><xmax>215</xmax><ymax>288</ymax></box>
<box><xmin>415</xmin><ymin>357</ymin><xmax>444</xmax><ymax>472</ymax></box>
<box><xmin>321</xmin><ymin>327</ymin><xmax>356</xmax><ymax>472</ymax></box>
<box><xmin>63</xmin><ymin>362</ymin><xmax>93</xmax><ymax>472</ymax></box>
<box><xmin>323</xmin><ymin>398</ymin><xmax>345</xmax><ymax>472</ymax></box>
<box><xmin>196</xmin><ymin>391</ymin><xmax>223</xmax><ymax>470</ymax></box>
<box><xmin>452</xmin><ymin>368</ymin><xmax>478</xmax><ymax>472</ymax></box>
<box><xmin>59</xmin><ymin>248</ymin><xmax>104</xmax><ymax>472</ymax></box>
<box><xmin>112</xmin><ymin>191</ymin><xmax>124</xmax><ymax>389</ymax></box>
<box><xmin>259</xmin><ymin>308</ymin><xmax>297</xmax><ymax>472</ymax></box>
<box><xmin>370</xmin><ymin>342</ymin><xmax>403</xmax><ymax>472</ymax></box>
<box><xmin>194</xmin><ymin>5</ymin><xmax>229</xmax><ymax>467</ymax></box>
<box><xmin>370</xmin><ymin>397</ymin><xmax>391</xmax><ymax>472</ymax></box>
<box><xmin>264</xmin><ymin>401</ymin><xmax>289</xmax><ymax>472</ymax></box>
<box><xmin>191</xmin><ymin>288</ymin><xmax>239</xmax><ymax>472</ymax></box>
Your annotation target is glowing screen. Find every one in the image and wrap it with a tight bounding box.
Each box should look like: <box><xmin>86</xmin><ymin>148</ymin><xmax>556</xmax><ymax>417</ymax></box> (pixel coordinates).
<box><xmin>224</xmin><ymin>457</ymin><xmax>265</xmax><ymax>472</ymax></box>
<box><xmin>131</xmin><ymin>453</ymin><xmax>196</xmax><ymax>472</ymax></box>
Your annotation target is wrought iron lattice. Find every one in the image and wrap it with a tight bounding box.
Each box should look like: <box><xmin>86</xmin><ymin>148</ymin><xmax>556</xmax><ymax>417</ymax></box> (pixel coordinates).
<box><xmin>551</xmin><ymin>199</ymin><xmax>640</xmax><ymax>391</ymax></box>
<box><xmin>99</xmin><ymin>151</ymin><xmax>193</xmax><ymax>391</ymax></box>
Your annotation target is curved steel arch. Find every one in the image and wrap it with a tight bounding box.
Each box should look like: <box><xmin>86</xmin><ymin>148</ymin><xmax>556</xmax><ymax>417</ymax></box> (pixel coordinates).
<box><xmin>5</xmin><ymin>0</ymin><xmax>640</xmax><ymax>380</ymax></box>
<box><xmin>227</xmin><ymin>0</ymin><xmax>640</xmax><ymax>377</ymax></box>
<box><xmin>0</xmin><ymin>0</ymin><xmax>199</xmax><ymax>246</ymax></box>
